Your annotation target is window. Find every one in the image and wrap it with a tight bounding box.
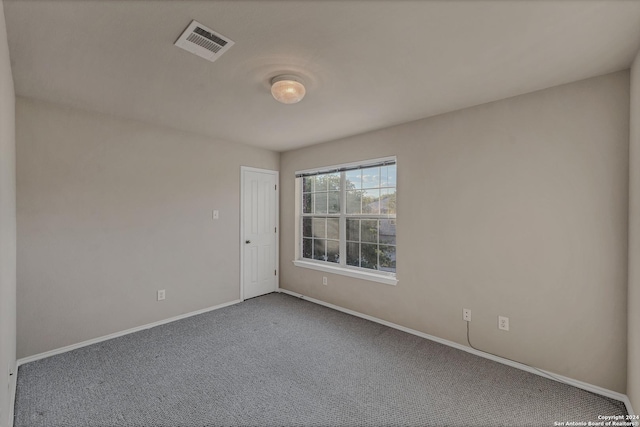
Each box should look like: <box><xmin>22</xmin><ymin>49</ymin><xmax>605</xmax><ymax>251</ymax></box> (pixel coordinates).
<box><xmin>295</xmin><ymin>157</ymin><xmax>397</xmax><ymax>285</ymax></box>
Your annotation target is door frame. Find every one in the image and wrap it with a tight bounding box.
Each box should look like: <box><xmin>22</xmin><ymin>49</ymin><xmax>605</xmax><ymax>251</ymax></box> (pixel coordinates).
<box><xmin>240</xmin><ymin>166</ymin><xmax>279</xmax><ymax>301</ymax></box>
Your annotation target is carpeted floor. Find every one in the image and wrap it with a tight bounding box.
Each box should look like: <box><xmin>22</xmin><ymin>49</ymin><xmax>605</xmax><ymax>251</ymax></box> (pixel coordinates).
<box><xmin>14</xmin><ymin>292</ymin><xmax>626</xmax><ymax>427</ymax></box>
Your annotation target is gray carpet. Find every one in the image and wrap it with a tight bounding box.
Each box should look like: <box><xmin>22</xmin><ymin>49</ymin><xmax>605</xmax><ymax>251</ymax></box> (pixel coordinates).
<box><xmin>14</xmin><ymin>293</ymin><xmax>626</xmax><ymax>427</ymax></box>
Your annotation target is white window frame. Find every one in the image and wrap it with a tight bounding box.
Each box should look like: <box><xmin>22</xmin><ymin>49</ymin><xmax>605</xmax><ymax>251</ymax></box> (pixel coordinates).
<box><xmin>293</xmin><ymin>156</ymin><xmax>398</xmax><ymax>286</ymax></box>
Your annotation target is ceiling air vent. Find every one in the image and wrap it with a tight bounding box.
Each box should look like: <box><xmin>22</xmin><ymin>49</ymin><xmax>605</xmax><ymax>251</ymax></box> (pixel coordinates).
<box><xmin>174</xmin><ymin>20</ymin><xmax>234</xmax><ymax>63</ymax></box>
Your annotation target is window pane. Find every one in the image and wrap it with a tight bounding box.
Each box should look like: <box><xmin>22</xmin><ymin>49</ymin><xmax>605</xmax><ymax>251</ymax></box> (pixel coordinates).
<box><xmin>328</xmin><ymin>191</ymin><xmax>340</xmax><ymax>214</ymax></box>
<box><xmin>346</xmin><ymin>242</ymin><xmax>359</xmax><ymax>267</ymax></box>
<box><xmin>379</xmin><ymin>245</ymin><xmax>396</xmax><ymax>273</ymax></box>
<box><xmin>362</xmin><ymin>167</ymin><xmax>381</xmax><ymax>189</ymax></box>
<box><xmin>380</xmin><ymin>189</ymin><xmax>396</xmax><ymax>215</ymax></box>
<box><xmin>360</xmin><ymin>243</ymin><xmax>378</xmax><ymax>270</ymax></box>
<box><xmin>302</xmin><ymin>238</ymin><xmax>313</xmax><ymax>259</ymax></box>
<box><xmin>326</xmin><ymin>173</ymin><xmax>340</xmax><ymax>191</ymax></box>
<box><xmin>299</xmin><ymin>160</ymin><xmax>396</xmax><ymax>276</ymax></box>
<box><xmin>361</xmin><ymin>219</ymin><xmax>378</xmax><ymax>243</ymax></box>
<box><xmin>379</xmin><ymin>219</ymin><xmax>396</xmax><ymax>245</ymax></box>
<box><xmin>314</xmin><ymin>192</ymin><xmax>328</xmax><ymax>214</ymax></box>
<box><xmin>313</xmin><ymin>175</ymin><xmax>327</xmax><ymax>192</ymax></box>
<box><xmin>362</xmin><ymin>189</ymin><xmax>380</xmax><ymax>214</ymax></box>
<box><xmin>327</xmin><ymin>240</ymin><xmax>340</xmax><ymax>263</ymax></box>
<box><xmin>302</xmin><ymin>217</ymin><xmax>312</xmax><ymax>238</ymax></box>
<box><xmin>327</xmin><ymin>218</ymin><xmax>339</xmax><ymax>240</ymax></box>
<box><xmin>346</xmin><ymin>170</ymin><xmax>362</xmax><ymax>190</ymax></box>
<box><xmin>303</xmin><ymin>193</ymin><xmax>312</xmax><ymax>214</ymax></box>
<box><xmin>346</xmin><ymin>191</ymin><xmax>362</xmax><ymax>214</ymax></box>
<box><xmin>346</xmin><ymin>219</ymin><xmax>359</xmax><ymax>242</ymax></box>
<box><xmin>303</xmin><ymin>177</ymin><xmax>312</xmax><ymax>193</ymax></box>
<box><xmin>313</xmin><ymin>239</ymin><xmax>326</xmax><ymax>261</ymax></box>
<box><xmin>312</xmin><ymin>218</ymin><xmax>326</xmax><ymax>238</ymax></box>
<box><xmin>381</xmin><ymin>165</ymin><xmax>396</xmax><ymax>187</ymax></box>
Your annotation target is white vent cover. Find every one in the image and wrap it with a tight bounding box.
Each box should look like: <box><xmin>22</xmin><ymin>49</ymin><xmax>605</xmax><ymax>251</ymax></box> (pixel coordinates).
<box><xmin>174</xmin><ymin>20</ymin><xmax>234</xmax><ymax>63</ymax></box>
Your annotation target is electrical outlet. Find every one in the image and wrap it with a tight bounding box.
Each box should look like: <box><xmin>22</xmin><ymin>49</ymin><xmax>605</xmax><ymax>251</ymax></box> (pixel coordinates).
<box><xmin>322</xmin><ymin>277</ymin><xmax>327</xmax><ymax>286</ymax></box>
<box><xmin>498</xmin><ymin>316</ymin><xmax>509</xmax><ymax>331</ymax></box>
<box><xmin>213</xmin><ymin>210</ymin><xmax>219</xmax><ymax>220</ymax></box>
<box><xmin>157</xmin><ymin>290</ymin><xmax>166</xmax><ymax>301</ymax></box>
<box><xmin>463</xmin><ymin>308</ymin><xmax>471</xmax><ymax>322</ymax></box>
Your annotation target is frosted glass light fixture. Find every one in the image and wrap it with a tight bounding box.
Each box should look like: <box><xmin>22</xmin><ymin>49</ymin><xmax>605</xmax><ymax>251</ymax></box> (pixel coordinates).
<box><xmin>270</xmin><ymin>75</ymin><xmax>306</xmax><ymax>104</ymax></box>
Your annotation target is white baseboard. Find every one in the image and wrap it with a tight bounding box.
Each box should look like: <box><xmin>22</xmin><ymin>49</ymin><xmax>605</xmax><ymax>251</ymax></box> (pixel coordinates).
<box><xmin>625</xmin><ymin>399</ymin><xmax>635</xmax><ymax>416</ymax></box>
<box><xmin>8</xmin><ymin>360</ymin><xmax>16</xmax><ymax>427</ymax></box>
<box><xmin>278</xmin><ymin>289</ymin><xmax>633</xmax><ymax>414</ymax></box>
<box><xmin>17</xmin><ymin>299</ymin><xmax>242</xmax><ymax>366</ymax></box>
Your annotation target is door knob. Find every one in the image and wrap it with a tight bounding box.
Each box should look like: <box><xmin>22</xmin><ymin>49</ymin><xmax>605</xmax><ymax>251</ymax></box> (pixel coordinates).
<box><xmin>245</xmin><ymin>240</ymin><xmax>251</xmax><ymax>244</ymax></box>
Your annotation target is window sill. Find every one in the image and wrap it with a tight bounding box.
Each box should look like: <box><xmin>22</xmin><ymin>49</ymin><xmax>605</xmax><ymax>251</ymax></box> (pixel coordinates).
<box><xmin>292</xmin><ymin>260</ymin><xmax>398</xmax><ymax>286</ymax></box>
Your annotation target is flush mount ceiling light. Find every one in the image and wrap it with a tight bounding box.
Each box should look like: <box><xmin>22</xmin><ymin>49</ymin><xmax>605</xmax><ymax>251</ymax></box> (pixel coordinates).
<box><xmin>270</xmin><ymin>75</ymin><xmax>306</xmax><ymax>104</ymax></box>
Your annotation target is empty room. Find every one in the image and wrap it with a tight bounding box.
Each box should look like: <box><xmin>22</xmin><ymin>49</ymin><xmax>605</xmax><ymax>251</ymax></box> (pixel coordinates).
<box><xmin>1</xmin><ymin>1</ymin><xmax>640</xmax><ymax>426</ymax></box>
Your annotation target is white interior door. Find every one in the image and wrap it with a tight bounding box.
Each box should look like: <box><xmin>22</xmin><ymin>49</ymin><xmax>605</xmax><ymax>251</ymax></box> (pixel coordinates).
<box><xmin>241</xmin><ymin>167</ymin><xmax>278</xmax><ymax>300</ymax></box>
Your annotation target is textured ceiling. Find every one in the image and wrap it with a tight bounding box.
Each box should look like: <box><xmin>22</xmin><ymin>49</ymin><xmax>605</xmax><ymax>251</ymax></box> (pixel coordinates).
<box><xmin>5</xmin><ymin>1</ymin><xmax>640</xmax><ymax>151</ymax></box>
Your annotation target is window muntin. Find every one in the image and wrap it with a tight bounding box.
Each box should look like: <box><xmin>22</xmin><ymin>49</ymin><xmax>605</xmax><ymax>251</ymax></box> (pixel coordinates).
<box><xmin>302</xmin><ymin>173</ymin><xmax>341</xmax><ymax>264</ymax></box>
<box><xmin>301</xmin><ymin>217</ymin><xmax>340</xmax><ymax>263</ymax></box>
<box><xmin>345</xmin><ymin>218</ymin><xmax>396</xmax><ymax>272</ymax></box>
<box><xmin>299</xmin><ymin>159</ymin><xmax>396</xmax><ymax>275</ymax></box>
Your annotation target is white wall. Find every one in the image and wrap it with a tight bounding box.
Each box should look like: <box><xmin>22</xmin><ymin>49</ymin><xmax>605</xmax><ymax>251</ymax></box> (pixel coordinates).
<box><xmin>0</xmin><ymin>1</ymin><xmax>16</xmax><ymax>426</ymax></box>
<box><xmin>16</xmin><ymin>97</ymin><xmax>279</xmax><ymax>358</ymax></box>
<box><xmin>629</xmin><ymin>53</ymin><xmax>640</xmax><ymax>413</ymax></box>
<box><xmin>280</xmin><ymin>71</ymin><xmax>630</xmax><ymax>393</ymax></box>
